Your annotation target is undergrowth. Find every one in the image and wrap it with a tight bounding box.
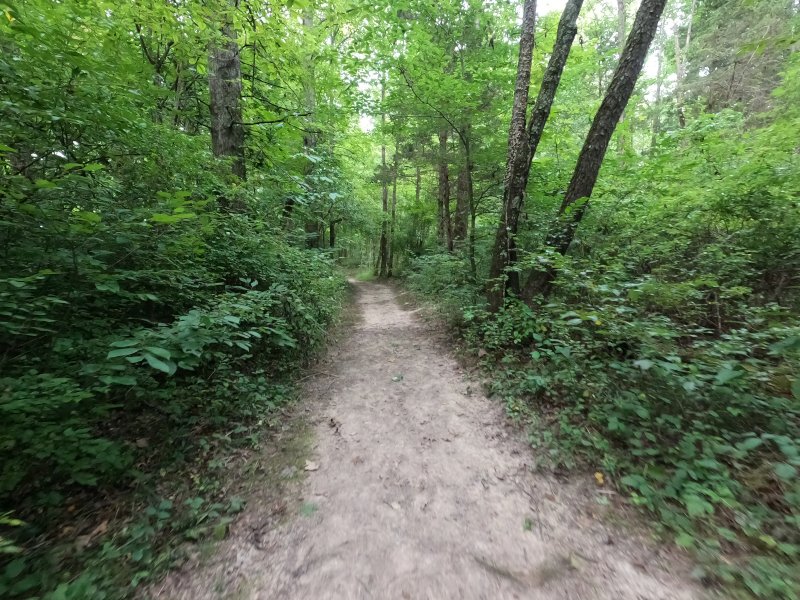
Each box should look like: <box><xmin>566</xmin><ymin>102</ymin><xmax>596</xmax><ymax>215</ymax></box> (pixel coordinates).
<box><xmin>406</xmin><ymin>96</ymin><xmax>800</xmax><ymax>599</ymax></box>
<box><xmin>0</xmin><ymin>128</ymin><xmax>346</xmax><ymax>599</ymax></box>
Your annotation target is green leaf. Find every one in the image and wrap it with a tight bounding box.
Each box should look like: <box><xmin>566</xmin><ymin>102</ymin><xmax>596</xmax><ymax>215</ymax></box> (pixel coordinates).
<box><xmin>144</xmin><ymin>346</ymin><xmax>171</xmax><ymax>359</ymax></box>
<box><xmin>144</xmin><ymin>353</ymin><xmax>176</xmax><ymax>375</ymax></box>
<box><xmin>99</xmin><ymin>375</ymin><xmax>137</xmax><ymax>386</ymax></box>
<box><xmin>714</xmin><ymin>367</ymin><xmax>741</xmax><ymax>385</ymax></box>
<box><xmin>75</xmin><ymin>211</ymin><xmax>101</xmax><ymax>224</ymax></box>
<box><xmin>4</xmin><ymin>557</ymin><xmax>25</xmax><ymax>579</ymax></box>
<box><xmin>736</xmin><ymin>437</ymin><xmax>763</xmax><ymax>452</ymax></box>
<box><xmin>95</xmin><ymin>280</ymin><xmax>120</xmax><ymax>292</ymax></box>
<box><xmin>107</xmin><ymin>347</ymin><xmax>139</xmax><ymax>359</ymax></box>
<box><xmin>684</xmin><ymin>495</ymin><xmax>712</xmax><ymax>518</ymax></box>
<box><xmin>111</xmin><ymin>339</ymin><xmax>139</xmax><ymax>348</ymax></box>
<box><xmin>150</xmin><ymin>212</ymin><xmax>196</xmax><ymax>224</ymax></box>
<box><xmin>774</xmin><ymin>463</ymin><xmax>797</xmax><ymax>481</ymax></box>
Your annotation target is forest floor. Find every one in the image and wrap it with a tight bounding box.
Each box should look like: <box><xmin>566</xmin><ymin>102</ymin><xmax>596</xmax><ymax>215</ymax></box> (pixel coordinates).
<box><xmin>152</xmin><ymin>280</ymin><xmax>703</xmax><ymax>600</ymax></box>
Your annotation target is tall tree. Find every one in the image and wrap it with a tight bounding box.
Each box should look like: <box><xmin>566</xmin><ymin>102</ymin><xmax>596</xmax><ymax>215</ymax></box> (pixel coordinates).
<box><xmin>437</xmin><ymin>128</ymin><xmax>453</xmax><ymax>251</ymax></box>
<box><xmin>378</xmin><ymin>82</ymin><xmax>390</xmax><ymax>278</ymax></box>
<box><xmin>650</xmin><ymin>20</ymin><xmax>666</xmax><ymax>149</ymax></box>
<box><xmin>208</xmin><ymin>0</ymin><xmax>246</xmax><ymax>179</ymax></box>
<box><xmin>616</xmin><ymin>0</ymin><xmax>628</xmax><ymax>152</ymax></box>
<box><xmin>488</xmin><ymin>0</ymin><xmax>584</xmax><ymax>310</ymax></box>
<box><xmin>488</xmin><ymin>0</ymin><xmax>537</xmax><ymax>305</ymax></box>
<box><xmin>673</xmin><ymin>0</ymin><xmax>697</xmax><ymax>127</ymax></box>
<box><xmin>388</xmin><ymin>143</ymin><xmax>399</xmax><ymax>277</ymax></box>
<box><xmin>524</xmin><ymin>0</ymin><xmax>668</xmax><ymax>297</ymax></box>
<box><xmin>453</xmin><ymin>158</ymin><xmax>471</xmax><ymax>243</ymax></box>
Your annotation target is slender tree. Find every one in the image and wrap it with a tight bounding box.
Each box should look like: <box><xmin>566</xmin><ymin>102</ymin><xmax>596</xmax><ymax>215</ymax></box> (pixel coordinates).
<box><xmin>437</xmin><ymin>127</ymin><xmax>453</xmax><ymax>251</ymax></box>
<box><xmin>616</xmin><ymin>0</ymin><xmax>628</xmax><ymax>153</ymax></box>
<box><xmin>651</xmin><ymin>20</ymin><xmax>666</xmax><ymax>149</ymax></box>
<box><xmin>674</xmin><ymin>0</ymin><xmax>697</xmax><ymax>128</ymax></box>
<box><xmin>488</xmin><ymin>0</ymin><xmax>584</xmax><ymax>310</ymax></box>
<box><xmin>388</xmin><ymin>144</ymin><xmax>399</xmax><ymax>277</ymax></box>
<box><xmin>453</xmin><ymin>160</ymin><xmax>471</xmax><ymax>243</ymax></box>
<box><xmin>378</xmin><ymin>82</ymin><xmax>390</xmax><ymax>278</ymax></box>
<box><xmin>524</xmin><ymin>0</ymin><xmax>669</xmax><ymax>297</ymax></box>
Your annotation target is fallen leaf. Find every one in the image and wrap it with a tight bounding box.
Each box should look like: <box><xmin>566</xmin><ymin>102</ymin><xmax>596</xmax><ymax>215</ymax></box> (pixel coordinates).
<box><xmin>594</xmin><ymin>471</ymin><xmax>605</xmax><ymax>486</ymax></box>
<box><xmin>304</xmin><ymin>460</ymin><xmax>319</xmax><ymax>471</ymax></box>
<box><xmin>390</xmin><ymin>501</ymin><xmax>401</xmax><ymax>511</ymax></box>
<box><xmin>569</xmin><ymin>552</ymin><xmax>587</xmax><ymax>571</ymax></box>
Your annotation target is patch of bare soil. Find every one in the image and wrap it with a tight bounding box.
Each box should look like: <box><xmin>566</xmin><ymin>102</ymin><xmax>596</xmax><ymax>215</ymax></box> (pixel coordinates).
<box><xmin>152</xmin><ymin>280</ymin><xmax>702</xmax><ymax>600</ymax></box>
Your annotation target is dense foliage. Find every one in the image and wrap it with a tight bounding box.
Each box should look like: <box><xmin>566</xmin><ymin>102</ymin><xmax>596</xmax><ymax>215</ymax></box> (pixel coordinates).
<box><xmin>398</xmin><ymin>1</ymin><xmax>800</xmax><ymax>599</ymax></box>
<box><xmin>0</xmin><ymin>0</ymin><xmax>358</xmax><ymax>596</ymax></box>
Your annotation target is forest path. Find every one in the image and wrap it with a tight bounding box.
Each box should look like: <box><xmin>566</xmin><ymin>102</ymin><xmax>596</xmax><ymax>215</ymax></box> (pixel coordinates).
<box><xmin>156</xmin><ymin>280</ymin><xmax>700</xmax><ymax>600</ymax></box>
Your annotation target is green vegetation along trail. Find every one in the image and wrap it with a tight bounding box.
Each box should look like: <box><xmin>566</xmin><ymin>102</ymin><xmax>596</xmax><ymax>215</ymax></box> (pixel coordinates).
<box><xmin>155</xmin><ymin>281</ymin><xmax>699</xmax><ymax>599</ymax></box>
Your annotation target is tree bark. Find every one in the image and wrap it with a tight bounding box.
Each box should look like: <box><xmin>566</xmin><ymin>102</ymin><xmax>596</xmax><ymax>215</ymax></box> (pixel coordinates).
<box><xmin>487</xmin><ymin>0</ymin><xmax>536</xmax><ymax>307</ymax></box>
<box><xmin>208</xmin><ymin>0</ymin><xmax>245</xmax><ymax>180</ymax></box>
<box><xmin>388</xmin><ymin>148</ymin><xmax>399</xmax><ymax>277</ymax></box>
<box><xmin>488</xmin><ymin>0</ymin><xmax>584</xmax><ymax>310</ymax></box>
<box><xmin>524</xmin><ymin>0</ymin><xmax>668</xmax><ymax>297</ymax></box>
<box><xmin>616</xmin><ymin>0</ymin><xmax>628</xmax><ymax>153</ymax></box>
<box><xmin>415</xmin><ymin>164</ymin><xmax>421</xmax><ymax>205</ymax></box>
<box><xmin>437</xmin><ymin>128</ymin><xmax>453</xmax><ymax>251</ymax></box>
<box><xmin>651</xmin><ymin>21</ymin><xmax>665</xmax><ymax>150</ymax></box>
<box><xmin>378</xmin><ymin>84</ymin><xmax>390</xmax><ymax>278</ymax></box>
<box><xmin>453</xmin><ymin>158</ymin><xmax>471</xmax><ymax>244</ymax></box>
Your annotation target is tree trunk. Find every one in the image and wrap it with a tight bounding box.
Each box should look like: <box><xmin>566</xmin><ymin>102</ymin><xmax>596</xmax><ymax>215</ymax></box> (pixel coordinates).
<box><xmin>453</xmin><ymin>161</ymin><xmax>470</xmax><ymax>244</ymax></box>
<box><xmin>208</xmin><ymin>0</ymin><xmax>245</xmax><ymax>180</ymax></box>
<box><xmin>415</xmin><ymin>164</ymin><xmax>421</xmax><ymax>205</ymax></box>
<box><xmin>674</xmin><ymin>0</ymin><xmax>697</xmax><ymax>128</ymax></box>
<box><xmin>616</xmin><ymin>0</ymin><xmax>627</xmax><ymax>153</ymax></box>
<box><xmin>488</xmin><ymin>0</ymin><xmax>584</xmax><ymax>310</ymax></box>
<box><xmin>651</xmin><ymin>21</ymin><xmax>665</xmax><ymax>150</ymax></box>
<box><xmin>378</xmin><ymin>84</ymin><xmax>390</xmax><ymax>278</ymax></box>
<box><xmin>469</xmin><ymin>202</ymin><xmax>477</xmax><ymax>279</ymax></box>
<box><xmin>524</xmin><ymin>0</ymin><xmax>668</xmax><ymax>298</ymax></box>
<box><xmin>378</xmin><ymin>143</ymin><xmax>389</xmax><ymax>276</ymax></box>
<box><xmin>487</xmin><ymin>0</ymin><xmax>536</xmax><ymax>307</ymax></box>
<box><xmin>452</xmin><ymin>123</ymin><xmax>474</xmax><ymax>246</ymax></box>
<box><xmin>388</xmin><ymin>149</ymin><xmax>398</xmax><ymax>277</ymax></box>
<box><xmin>437</xmin><ymin>128</ymin><xmax>453</xmax><ymax>251</ymax></box>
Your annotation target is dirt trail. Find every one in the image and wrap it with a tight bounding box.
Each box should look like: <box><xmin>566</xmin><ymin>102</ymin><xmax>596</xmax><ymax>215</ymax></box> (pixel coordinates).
<box><xmin>156</xmin><ymin>281</ymin><xmax>700</xmax><ymax>600</ymax></box>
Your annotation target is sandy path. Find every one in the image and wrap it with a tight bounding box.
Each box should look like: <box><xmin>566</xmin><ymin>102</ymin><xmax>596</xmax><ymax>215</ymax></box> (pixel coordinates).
<box><xmin>156</xmin><ymin>280</ymin><xmax>700</xmax><ymax>600</ymax></box>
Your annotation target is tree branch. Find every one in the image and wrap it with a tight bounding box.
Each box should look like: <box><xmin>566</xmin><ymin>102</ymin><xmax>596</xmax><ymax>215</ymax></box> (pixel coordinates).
<box><xmin>398</xmin><ymin>67</ymin><xmax>468</xmax><ymax>148</ymax></box>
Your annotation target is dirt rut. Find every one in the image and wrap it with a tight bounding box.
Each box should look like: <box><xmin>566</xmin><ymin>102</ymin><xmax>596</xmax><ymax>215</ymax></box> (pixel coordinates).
<box><xmin>156</xmin><ymin>280</ymin><xmax>700</xmax><ymax>600</ymax></box>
